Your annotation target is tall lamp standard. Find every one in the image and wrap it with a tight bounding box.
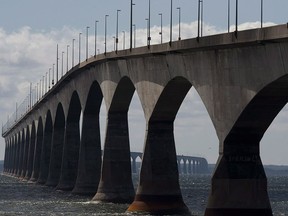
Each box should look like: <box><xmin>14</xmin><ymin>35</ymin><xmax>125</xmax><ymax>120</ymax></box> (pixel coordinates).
<box><xmin>67</xmin><ymin>45</ymin><xmax>69</xmax><ymax>73</ymax></box>
<box><xmin>116</xmin><ymin>10</ymin><xmax>121</xmax><ymax>52</ymax></box>
<box><xmin>148</xmin><ymin>0</ymin><xmax>151</xmax><ymax>47</ymax></box>
<box><xmin>133</xmin><ymin>24</ymin><xmax>136</xmax><ymax>48</ymax></box>
<box><xmin>56</xmin><ymin>44</ymin><xmax>59</xmax><ymax>83</ymax></box>
<box><xmin>113</xmin><ymin>36</ymin><xmax>116</xmax><ymax>51</ymax></box>
<box><xmin>228</xmin><ymin>0</ymin><xmax>230</xmax><ymax>32</ymax></box>
<box><xmin>105</xmin><ymin>15</ymin><xmax>109</xmax><ymax>54</ymax></box>
<box><xmin>197</xmin><ymin>0</ymin><xmax>203</xmax><ymax>39</ymax></box>
<box><xmin>170</xmin><ymin>0</ymin><xmax>173</xmax><ymax>45</ymax></box>
<box><xmin>177</xmin><ymin>7</ymin><xmax>181</xmax><ymax>40</ymax></box>
<box><xmin>49</xmin><ymin>68</ymin><xmax>51</xmax><ymax>89</ymax></box>
<box><xmin>159</xmin><ymin>13</ymin><xmax>163</xmax><ymax>44</ymax></box>
<box><xmin>145</xmin><ymin>18</ymin><xmax>149</xmax><ymax>46</ymax></box>
<box><xmin>86</xmin><ymin>26</ymin><xmax>90</xmax><ymax>60</ymax></box>
<box><xmin>72</xmin><ymin>39</ymin><xmax>75</xmax><ymax>67</ymax></box>
<box><xmin>201</xmin><ymin>0</ymin><xmax>204</xmax><ymax>37</ymax></box>
<box><xmin>61</xmin><ymin>52</ymin><xmax>64</xmax><ymax>76</ymax></box>
<box><xmin>79</xmin><ymin>33</ymin><xmax>82</xmax><ymax>64</ymax></box>
<box><xmin>122</xmin><ymin>31</ymin><xmax>126</xmax><ymax>49</ymax></box>
<box><xmin>95</xmin><ymin>20</ymin><xmax>99</xmax><ymax>56</ymax></box>
<box><xmin>235</xmin><ymin>0</ymin><xmax>238</xmax><ymax>37</ymax></box>
<box><xmin>130</xmin><ymin>0</ymin><xmax>135</xmax><ymax>50</ymax></box>
<box><xmin>261</xmin><ymin>0</ymin><xmax>263</xmax><ymax>28</ymax></box>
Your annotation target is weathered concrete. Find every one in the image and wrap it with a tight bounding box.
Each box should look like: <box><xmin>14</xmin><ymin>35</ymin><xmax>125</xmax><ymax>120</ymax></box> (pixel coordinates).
<box><xmin>3</xmin><ymin>24</ymin><xmax>288</xmax><ymax>215</ymax></box>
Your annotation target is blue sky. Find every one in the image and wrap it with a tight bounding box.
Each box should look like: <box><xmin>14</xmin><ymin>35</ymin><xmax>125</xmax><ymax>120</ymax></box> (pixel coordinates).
<box><xmin>1</xmin><ymin>0</ymin><xmax>288</xmax><ymax>165</ymax></box>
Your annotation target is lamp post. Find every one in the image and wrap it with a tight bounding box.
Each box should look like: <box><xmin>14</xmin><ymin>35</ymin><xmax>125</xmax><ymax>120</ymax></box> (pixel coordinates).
<box><xmin>113</xmin><ymin>36</ymin><xmax>116</xmax><ymax>51</ymax></box>
<box><xmin>145</xmin><ymin>18</ymin><xmax>149</xmax><ymax>46</ymax></box>
<box><xmin>197</xmin><ymin>0</ymin><xmax>201</xmax><ymax>39</ymax></box>
<box><xmin>116</xmin><ymin>9</ymin><xmax>121</xmax><ymax>52</ymax></box>
<box><xmin>49</xmin><ymin>68</ymin><xmax>51</xmax><ymax>89</ymax></box>
<box><xmin>61</xmin><ymin>52</ymin><xmax>64</xmax><ymax>76</ymax></box>
<box><xmin>45</xmin><ymin>72</ymin><xmax>48</xmax><ymax>93</ymax></box>
<box><xmin>95</xmin><ymin>20</ymin><xmax>99</xmax><ymax>56</ymax></box>
<box><xmin>105</xmin><ymin>15</ymin><xmax>109</xmax><ymax>54</ymax></box>
<box><xmin>228</xmin><ymin>0</ymin><xmax>230</xmax><ymax>32</ymax></box>
<box><xmin>72</xmin><ymin>39</ymin><xmax>75</xmax><ymax>67</ymax></box>
<box><xmin>148</xmin><ymin>0</ymin><xmax>151</xmax><ymax>46</ymax></box>
<box><xmin>235</xmin><ymin>0</ymin><xmax>238</xmax><ymax>36</ymax></box>
<box><xmin>67</xmin><ymin>45</ymin><xmax>69</xmax><ymax>73</ymax></box>
<box><xmin>170</xmin><ymin>0</ymin><xmax>173</xmax><ymax>45</ymax></box>
<box><xmin>130</xmin><ymin>0</ymin><xmax>135</xmax><ymax>50</ymax></box>
<box><xmin>52</xmin><ymin>64</ymin><xmax>55</xmax><ymax>85</ymax></box>
<box><xmin>159</xmin><ymin>13</ymin><xmax>163</xmax><ymax>44</ymax></box>
<box><xmin>86</xmin><ymin>26</ymin><xmax>90</xmax><ymax>60</ymax></box>
<box><xmin>122</xmin><ymin>31</ymin><xmax>126</xmax><ymax>49</ymax></box>
<box><xmin>261</xmin><ymin>0</ymin><xmax>263</xmax><ymax>28</ymax></box>
<box><xmin>201</xmin><ymin>0</ymin><xmax>204</xmax><ymax>37</ymax></box>
<box><xmin>177</xmin><ymin>7</ymin><xmax>181</xmax><ymax>40</ymax></box>
<box><xmin>79</xmin><ymin>32</ymin><xmax>82</xmax><ymax>64</ymax></box>
<box><xmin>133</xmin><ymin>24</ymin><xmax>136</xmax><ymax>48</ymax></box>
<box><xmin>56</xmin><ymin>44</ymin><xmax>59</xmax><ymax>83</ymax></box>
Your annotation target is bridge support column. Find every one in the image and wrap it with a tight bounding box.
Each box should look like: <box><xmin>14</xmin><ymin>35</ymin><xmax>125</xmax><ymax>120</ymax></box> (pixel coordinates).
<box><xmin>30</xmin><ymin>128</ymin><xmax>43</xmax><ymax>182</ymax></box>
<box><xmin>73</xmin><ymin>113</ymin><xmax>102</xmax><ymax>195</ymax></box>
<box><xmin>93</xmin><ymin>112</ymin><xmax>135</xmax><ymax>203</ymax></box>
<box><xmin>205</xmin><ymin>145</ymin><xmax>272</xmax><ymax>216</ymax></box>
<box><xmin>128</xmin><ymin>121</ymin><xmax>189</xmax><ymax>215</ymax></box>
<box><xmin>131</xmin><ymin>156</ymin><xmax>137</xmax><ymax>174</ymax></box>
<box><xmin>45</xmin><ymin>125</ymin><xmax>65</xmax><ymax>187</ymax></box>
<box><xmin>56</xmin><ymin>120</ymin><xmax>80</xmax><ymax>191</ymax></box>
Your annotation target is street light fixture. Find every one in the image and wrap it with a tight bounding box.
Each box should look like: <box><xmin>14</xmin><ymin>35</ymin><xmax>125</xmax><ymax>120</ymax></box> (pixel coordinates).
<box><xmin>52</xmin><ymin>63</ymin><xmax>55</xmax><ymax>85</ymax></box>
<box><xmin>95</xmin><ymin>20</ymin><xmax>99</xmax><ymax>56</ymax></box>
<box><xmin>122</xmin><ymin>31</ymin><xmax>126</xmax><ymax>49</ymax></box>
<box><xmin>105</xmin><ymin>15</ymin><xmax>109</xmax><ymax>54</ymax></box>
<box><xmin>72</xmin><ymin>39</ymin><xmax>75</xmax><ymax>67</ymax></box>
<box><xmin>113</xmin><ymin>36</ymin><xmax>116</xmax><ymax>51</ymax></box>
<box><xmin>235</xmin><ymin>0</ymin><xmax>238</xmax><ymax>37</ymax></box>
<box><xmin>79</xmin><ymin>32</ymin><xmax>82</xmax><ymax>63</ymax></box>
<box><xmin>130</xmin><ymin>0</ymin><xmax>136</xmax><ymax>50</ymax></box>
<box><xmin>159</xmin><ymin>13</ymin><xmax>163</xmax><ymax>44</ymax></box>
<box><xmin>228</xmin><ymin>0</ymin><xmax>230</xmax><ymax>33</ymax></box>
<box><xmin>86</xmin><ymin>26</ymin><xmax>90</xmax><ymax>60</ymax></box>
<box><xmin>49</xmin><ymin>68</ymin><xmax>51</xmax><ymax>89</ymax></box>
<box><xmin>177</xmin><ymin>7</ymin><xmax>181</xmax><ymax>40</ymax></box>
<box><xmin>56</xmin><ymin>44</ymin><xmax>59</xmax><ymax>83</ymax></box>
<box><xmin>116</xmin><ymin>9</ymin><xmax>121</xmax><ymax>52</ymax></box>
<box><xmin>261</xmin><ymin>0</ymin><xmax>263</xmax><ymax>28</ymax></box>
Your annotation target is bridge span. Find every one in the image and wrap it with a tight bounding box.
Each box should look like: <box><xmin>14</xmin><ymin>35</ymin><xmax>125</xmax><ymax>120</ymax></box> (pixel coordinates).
<box><xmin>2</xmin><ymin>24</ymin><xmax>288</xmax><ymax>215</ymax></box>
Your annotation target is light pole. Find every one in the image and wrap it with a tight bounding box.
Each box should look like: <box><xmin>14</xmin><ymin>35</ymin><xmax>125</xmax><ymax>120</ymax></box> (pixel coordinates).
<box><xmin>170</xmin><ymin>0</ymin><xmax>173</xmax><ymax>45</ymax></box>
<box><xmin>52</xmin><ymin>64</ymin><xmax>55</xmax><ymax>85</ymax></box>
<box><xmin>130</xmin><ymin>0</ymin><xmax>135</xmax><ymax>50</ymax></box>
<box><xmin>261</xmin><ymin>0</ymin><xmax>263</xmax><ymax>28</ymax></box>
<box><xmin>133</xmin><ymin>24</ymin><xmax>136</xmax><ymax>48</ymax></box>
<box><xmin>197</xmin><ymin>0</ymin><xmax>202</xmax><ymax>39</ymax></box>
<box><xmin>105</xmin><ymin>15</ymin><xmax>109</xmax><ymax>54</ymax></box>
<box><xmin>122</xmin><ymin>31</ymin><xmax>126</xmax><ymax>49</ymax></box>
<box><xmin>56</xmin><ymin>44</ymin><xmax>59</xmax><ymax>83</ymax></box>
<box><xmin>159</xmin><ymin>13</ymin><xmax>163</xmax><ymax>44</ymax></box>
<box><xmin>95</xmin><ymin>20</ymin><xmax>99</xmax><ymax>56</ymax></box>
<box><xmin>148</xmin><ymin>0</ymin><xmax>151</xmax><ymax>47</ymax></box>
<box><xmin>116</xmin><ymin>9</ymin><xmax>121</xmax><ymax>52</ymax></box>
<box><xmin>113</xmin><ymin>36</ymin><xmax>116</xmax><ymax>51</ymax></box>
<box><xmin>235</xmin><ymin>0</ymin><xmax>238</xmax><ymax>36</ymax></box>
<box><xmin>67</xmin><ymin>45</ymin><xmax>69</xmax><ymax>73</ymax></box>
<box><xmin>201</xmin><ymin>0</ymin><xmax>204</xmax><ymax>37</ymax></box>
<box><xmin>61</xmin><ymin>52</ymin><xmax>64</xmax><ymax>76</ymax></box>
<box><xmin>177</xmin><ymin>7</ymin><xmax>181</xmax><ymax>40</ymax></box>
<box><xmin>228</xmin><ymin>0</ymin><xmax>230</xmax><ymax>32</ymax></box>
<box><xmin>72</xmin><ymin>39</ymin><xmax>75</xmax><ymax>67</ymax></box>
<box><xmin>45</xmin><ymin>72</ymin><xmax>48</xmax><ymax>93</ymax></box>
<box><xmin>86</xmin><ymin>26</ymin><xmax>90</xmax><ymax>60</ymax></box>
<box><xmin>49</xmin><ymin>68</ymin><xmax>51</xmax><ymax>89</ymax></box>
<box><xmin>145</xmin><ymin>18</ymin><xmax>149</xmax><ymax>46</ymax></box>
<box><xmin>79</xmin><ymin>33</ymin><xmax>82</xmax><ymax>64</ymax></box>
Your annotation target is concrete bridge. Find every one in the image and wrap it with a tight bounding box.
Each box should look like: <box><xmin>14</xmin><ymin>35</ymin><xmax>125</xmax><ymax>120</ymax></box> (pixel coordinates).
<box><xmin>2</xmin><ymin>24</ymin><xmax>288</xmax><ymax>215</ymax></box>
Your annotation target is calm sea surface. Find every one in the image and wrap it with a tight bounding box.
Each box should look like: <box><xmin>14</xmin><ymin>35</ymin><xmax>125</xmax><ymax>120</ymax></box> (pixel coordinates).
<box><xmin>0</xmin><ymin>174</ymin><xmax>287</xmax><ymax>216</ymax></box>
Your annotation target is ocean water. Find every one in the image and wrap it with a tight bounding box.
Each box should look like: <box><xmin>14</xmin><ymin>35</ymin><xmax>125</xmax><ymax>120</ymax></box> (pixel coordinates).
<box><xmin>0</xmin><ymin>174</ymin><xmax>287</xmax><ymax>216</ymax></box>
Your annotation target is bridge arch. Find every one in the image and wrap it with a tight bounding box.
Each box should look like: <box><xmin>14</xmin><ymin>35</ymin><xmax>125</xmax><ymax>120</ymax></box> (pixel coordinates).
<box><xmin>94</xmin><ymin>76</ymin><xmax>135</xmax><ymax>202</ymax></box>
<box><xmin>25</xmin><ymin>121</ymin><xmax>36</xmax><ymax>180</ymax></box>
<box><xmin>73</xmin><ymin>81</ymin><xmax>103</xmax><ymax>194</ymax></box>
<box><xmin>57</xmin><ymin>91</ymin><xmax>82</xmax><ymax>191</ymax></box>
<box><xmin>206</xmin><ymin>75</ymin><xmax>288</xmax><ymax>215</ymax></box>
<box><xmin>30</xmin><ymin>116</ymin><xmax>43</xmax><ymax>181</ymax></box>
<box><xmin>129</xmin><ymin>76</ymin><xmax>192</xmax><ymax>213</ymax></box>
<box><xmin>46</xmin><ymin>103</ymin><xmax>65</xmax><ymax>187</ymax></box>
<box><xmin>38</xmin><ymin>110</ymin><xmax>53</xmax><ymax>184</ymax></box>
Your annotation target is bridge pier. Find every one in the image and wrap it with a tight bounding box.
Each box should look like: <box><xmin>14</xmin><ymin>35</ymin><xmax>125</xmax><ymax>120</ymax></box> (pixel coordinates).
<box><xmin>205</xmin><ymin>145</ymin><xmax>272</xmax><ymax>216</ymax></box>
<box><xmin>72</xmin><ymin>113</ymin><xmax>102</xmax><ymax>195</ymax></box>
<box><xmin>128</xmin><ymin>121</ymin><xmax>189</xmax><ymax>215</ymax></box>
<box><xmin>93</xmin><ymin>112</ymin><xmax>135</xmax><ymax>203</ymax></box>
